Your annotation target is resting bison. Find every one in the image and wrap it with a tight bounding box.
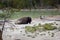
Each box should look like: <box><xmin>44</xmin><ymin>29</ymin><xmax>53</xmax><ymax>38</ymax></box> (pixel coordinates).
<box><xmin>15</xmin><ymin>17</ymin><xmax>32</xmax><ymax>24</ymax></box>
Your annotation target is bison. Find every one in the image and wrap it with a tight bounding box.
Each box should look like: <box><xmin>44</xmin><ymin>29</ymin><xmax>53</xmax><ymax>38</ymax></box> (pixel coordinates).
<box><xmin>15</xmin><ymin>17</ymin><xmax>32</xmax><ymax>24</ymax></box>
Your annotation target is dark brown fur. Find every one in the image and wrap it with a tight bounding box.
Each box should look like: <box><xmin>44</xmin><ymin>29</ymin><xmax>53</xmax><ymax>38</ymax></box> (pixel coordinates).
<box><xmin>15</xmin><ymin>17</ymin><xmax>32</xmax><ymax>24</ymax></box>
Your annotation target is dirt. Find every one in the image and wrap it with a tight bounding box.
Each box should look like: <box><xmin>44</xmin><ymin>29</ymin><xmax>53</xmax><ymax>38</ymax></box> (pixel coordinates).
<box><xmin>0</xmin><ymin>15</ymin><xmax>60</xmax><ymax>40</ymax></box>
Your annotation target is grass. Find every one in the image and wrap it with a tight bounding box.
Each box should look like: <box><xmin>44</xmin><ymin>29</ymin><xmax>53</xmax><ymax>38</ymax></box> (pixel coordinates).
<box><xmin>0</xmin><ymin>9</ymin><xmax>60</xmax><ymax>19</ymax></box>
<box><xmin>25</xmin><ymin>23</ymin><xmax>57</xmax><ymax>33</ymax></box>
<box><xmin>44</xmin><ymin>23</ymin><xmax>57</xmax><ymax>30</ymax></box>
<box><xmin>25</xmin><ymin>26</ymin><xmax>36</xmax><ymax>33</ymax></box>
<box><xmin>9</xmin><ymin>10</ymin><xmax>60</xmax><ymax>19</ymax></box>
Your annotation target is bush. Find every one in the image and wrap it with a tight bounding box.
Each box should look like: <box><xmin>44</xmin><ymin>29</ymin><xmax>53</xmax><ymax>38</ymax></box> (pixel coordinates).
<box><xmin>0</xmin><ymin>3</ymin><xmax>4</xmax><ymax>9</ymax></box>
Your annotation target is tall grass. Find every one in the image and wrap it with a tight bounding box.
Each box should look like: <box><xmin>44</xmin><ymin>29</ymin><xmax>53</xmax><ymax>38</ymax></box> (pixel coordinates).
<box><xmin>0</xmin><ymin>9</ymin><xmax>60</xmax><ymax>19</ymax></box>
<box><xmin>10</xmin><ymin>10</ymin><xmax>60</xmax><ymax>19</ymax></box>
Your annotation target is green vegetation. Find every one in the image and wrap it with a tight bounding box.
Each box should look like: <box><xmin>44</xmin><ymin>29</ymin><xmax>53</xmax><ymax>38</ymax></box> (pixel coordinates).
<box><xmin>0</xmin><ymin>9</ymin><xmax>15</xmax><ymax>20</ymax></box>
<box><xmin>0</xmin><ymin>0</ymin><xmax>59</xmax><ymax>9</ymax></box>
<box><xmin>25</xmin><ymin>23</ymin><xmax>57</xmax><ymax>33</ymax></box>
<box><xmin>0</xmin><ymin>9</ymin><xmax>60</xmax><ymax>20</ymax></box>
<box><xmin>0</xmin><ymin>13</ymin><xmax>7</xmax><ymax>18</ymax></box>
<box><xmin>44</xmin><ymin>23</ymin><xmax>57</xmax><ymax>30</ymax></box>
<box><xmin>8</xmin><ymin>10</ymin><xmax>60</xmax><ymax>19</ymax></box>
<box><xmin>25</xmin><ymin>26</ymin><xmax>36</xmax><ymax>33</ymax></box>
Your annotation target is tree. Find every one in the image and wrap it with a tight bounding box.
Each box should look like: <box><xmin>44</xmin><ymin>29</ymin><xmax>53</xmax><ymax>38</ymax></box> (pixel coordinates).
<box><xmin>0</xmin><ymin>8</ymin><xmax>15</xmax><ymax>40</ymax></box>
<box><xmin>0</xmin><ymin>2</ymin><xmax>16</xmax><ymax>40</ymax></box>
<box><xmin>0</xmin><ymin>0</ymin><xmax>60</xmax><ymax>9</ymax></box>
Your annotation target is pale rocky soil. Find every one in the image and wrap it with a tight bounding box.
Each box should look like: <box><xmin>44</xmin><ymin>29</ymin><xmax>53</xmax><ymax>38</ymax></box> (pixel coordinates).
<box><xmin>0</xmin><ymin>15</ymin><xmax>60</xmax><ymax>40</ymax></box>
<box><xmin>1</xmin><ymin>18</ymin><xmax>60</xmax><ymax>40</ymax></box>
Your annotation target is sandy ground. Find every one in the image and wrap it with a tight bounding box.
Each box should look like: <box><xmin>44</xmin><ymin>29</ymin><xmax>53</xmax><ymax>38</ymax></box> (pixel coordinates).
<box><xmin>0</xmin><ymin>18</ymin><xmax>60</xmax><ymax>40</ymax></box>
